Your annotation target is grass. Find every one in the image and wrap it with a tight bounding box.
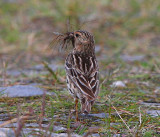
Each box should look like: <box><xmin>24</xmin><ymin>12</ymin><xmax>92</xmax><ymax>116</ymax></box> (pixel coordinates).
<box><xmin>0</xmin><ymin>0</ymin><xmax>160</xmax><ymax>136</ymax></box>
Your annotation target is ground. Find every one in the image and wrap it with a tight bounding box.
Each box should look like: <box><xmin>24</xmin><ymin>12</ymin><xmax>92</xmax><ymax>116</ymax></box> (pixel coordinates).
<box><xmin>0</xmin><ymin>0</ymin><xmax>160</xmax><ymax>136</ymax></box>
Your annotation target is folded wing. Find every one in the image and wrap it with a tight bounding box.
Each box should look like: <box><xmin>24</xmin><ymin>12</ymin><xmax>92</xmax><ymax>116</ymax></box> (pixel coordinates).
<box><xmin>65</xmin><ymin>54</ymin><xmax>99</xmax><ymax>100</ymax></box>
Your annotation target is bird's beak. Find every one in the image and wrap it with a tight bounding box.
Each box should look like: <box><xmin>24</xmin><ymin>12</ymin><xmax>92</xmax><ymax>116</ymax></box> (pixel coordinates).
<box><xmin>68</xmin><ymin>32</ymin><xmax>74</xmax><ymax>38</ymax></box>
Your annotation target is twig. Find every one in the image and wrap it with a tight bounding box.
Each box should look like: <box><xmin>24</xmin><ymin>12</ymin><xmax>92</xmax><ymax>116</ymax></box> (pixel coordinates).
<box><xmin>139</xmin><ymin>107</ymin><xmax>142</xmax><ymax>126</ymax></box>
<box><xmin>112</xmin><ymin>104</ymin><xmax>132</xmax><ymax>133</ymax></box>
<box><xmin>15</xmin><ymin>118</ymin><xmax>24</xmax><ymax>137</ymax></box>
<box><xmin>0</xmin><ymin>115</ymin><xmax>35</xmax><ymax>128</ymax></box>
<box><xmin>39</xmin><ymin>91</ymin><xmax>46</xmax><ymax>129</ymax></box>
<box><xmin>42</xmin><ymin>61</ymin><xmax>60</xmax><ymax>83</ymax></box>
<box><xmin>2</xmin><ymin>60</ymin><xmax>7</xmax><ymax>86</ymax></box>
<box><xmin>119</xmin><ymin>109</ymin><xmax>134</xmax><ymax>116</ymax></box>
<box><xmin>67</xmin><ymin>112</ymin><xmax>72</xmax><ymax>137</ymax></box>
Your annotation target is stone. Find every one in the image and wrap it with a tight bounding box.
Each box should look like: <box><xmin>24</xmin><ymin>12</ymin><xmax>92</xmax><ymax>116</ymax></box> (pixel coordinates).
<box><xmin>154</xmin><ymin>87</ymin><xmax>160</xmax><ymax>94</ymax></box>
<box><xmin>0</xmin><ymin>128</ymin><xmax>15</xmax><ymax>137</ymax></box>
<box><xmin>147</xmin><ymin>110</ymin><xmax>160</xmax><ymax>117</ymax></box>
<box><xmin>120</xmin><ymin>55</ymin><xmax>145</xmax><ymax>62</ymax></box>
<box><xmin>95</xmin><ymin>45</ymin><xmax>101</xmax><ymax>53</ymax></box>
<box><xmin>80</xmin><ymin>113</ymin><xmax>108</xmax><ymax>119</ymax></box>
<box><xmin>111</xmin><ymin>81</ymin><xmax>126</xmax><ymax>88</ymax></box>
<box><xmin>140</xmin><ymin>102</ymin><xmax>160</xmax><ymax>108</ymax></box>
<box><xmin>0</xmin><ymin>85</ymin><xmax>44</xmax><ymax>98</ymax></box>
<box><xmin>0</xmin><ymin>128</ymin><xmax>81</xmax><ymax>137</ymax></box>
<box><xmin>87</xmin><ymin>113</ymin><xmax>107</xmax><ymax>118</ymax></box>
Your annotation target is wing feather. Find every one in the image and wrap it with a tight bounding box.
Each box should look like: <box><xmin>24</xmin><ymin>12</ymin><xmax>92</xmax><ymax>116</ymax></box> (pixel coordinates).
<box><xmin>65</xmin><ymin>53</ymin><xmax>99</xmax><ymax>100</ymax></box>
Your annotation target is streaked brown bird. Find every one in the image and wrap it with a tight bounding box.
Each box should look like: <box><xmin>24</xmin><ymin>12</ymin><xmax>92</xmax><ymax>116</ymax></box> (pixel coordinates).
<box><xmin>64</xmin><ymin>30</ymin><xmax>99</xmax><ymax>121</ymax></box>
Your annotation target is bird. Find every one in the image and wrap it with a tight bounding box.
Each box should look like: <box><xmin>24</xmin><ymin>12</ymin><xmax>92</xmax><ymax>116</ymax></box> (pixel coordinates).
<box><xmin>65</xmin><ymin>30</ymin><xmax>99</xmax><ymax>121</ymax></box>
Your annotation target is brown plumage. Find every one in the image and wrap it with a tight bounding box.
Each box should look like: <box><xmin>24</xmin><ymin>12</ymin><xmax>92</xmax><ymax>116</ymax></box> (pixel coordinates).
<box><xmin>50</xmin><ymin>30</ymin><xmax>99</xmax><ymax>119</ymax></box>
<box><xmin>65</xmin><ymin>30</ymin><xmax>99</xmax><ymax>115</ymax></box>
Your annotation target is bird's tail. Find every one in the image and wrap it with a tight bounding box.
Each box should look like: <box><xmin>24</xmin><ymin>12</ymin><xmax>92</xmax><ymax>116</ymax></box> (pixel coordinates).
<box><xmin>81</xmin><ymin>99</ymin><xmax>95</xmax><ymax>114</ymax></box>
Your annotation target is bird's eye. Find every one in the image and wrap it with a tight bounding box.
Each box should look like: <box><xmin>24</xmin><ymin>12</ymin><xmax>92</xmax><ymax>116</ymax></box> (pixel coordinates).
<box><xmin>75</xmin><ymin>34</ymin><xmax>80</xmax><ymax>37</ymax></box>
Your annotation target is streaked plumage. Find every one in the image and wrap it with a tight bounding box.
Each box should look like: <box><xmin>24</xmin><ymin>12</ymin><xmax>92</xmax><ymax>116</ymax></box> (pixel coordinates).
<box><xmin>65</xmin><ymin>30</ymin><xmax>99</xmax><ymax>114</ymax></box>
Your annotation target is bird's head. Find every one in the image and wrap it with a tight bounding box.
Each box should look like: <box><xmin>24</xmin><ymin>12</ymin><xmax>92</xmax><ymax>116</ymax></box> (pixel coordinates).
<box><xmin>50</xmin><ymin>30</ymin><xmax>95</xmax><ymax>55</ymax></box>
<box><xmin>67</xmin><ymin>30</ymin><xmax>95</xmax><ymax>55</ymax></box>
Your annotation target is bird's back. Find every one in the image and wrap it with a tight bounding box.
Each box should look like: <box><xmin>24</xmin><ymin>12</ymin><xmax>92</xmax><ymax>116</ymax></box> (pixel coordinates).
<box><xmin>65</xmin><ymin>52</ymin><xmax>99</xmax><ymax>100</ymax></box>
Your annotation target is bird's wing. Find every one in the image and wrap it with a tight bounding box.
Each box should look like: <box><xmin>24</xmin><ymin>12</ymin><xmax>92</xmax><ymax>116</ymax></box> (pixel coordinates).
<box><xmin>65</xmin><ymin>54</ymin><xmax>99</xmax><ymax>100</ymax></box>
<box><xmin>87</xmin><ymin>56</ymin><xmax>99</xmax><ymax>97</ymax></box>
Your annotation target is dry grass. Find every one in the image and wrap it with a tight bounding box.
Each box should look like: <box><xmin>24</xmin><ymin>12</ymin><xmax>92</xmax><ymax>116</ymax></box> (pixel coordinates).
<box><xmin>0</xmin><ymin>0</ymin><xmax>160</xmax><ymax>136</ymax></box>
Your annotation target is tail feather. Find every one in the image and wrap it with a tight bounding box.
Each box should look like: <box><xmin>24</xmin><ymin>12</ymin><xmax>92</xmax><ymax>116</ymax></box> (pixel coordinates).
<box><xmin>81</xmin><ymin>98</ymin><xmax>95</xmax><ymax>114</ymax></box>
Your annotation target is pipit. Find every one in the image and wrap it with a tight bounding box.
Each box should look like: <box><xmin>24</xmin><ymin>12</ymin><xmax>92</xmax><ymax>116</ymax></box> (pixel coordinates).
<box><xmin>51</xmin><ymin>30</ymin><xmax>99</xmax><ymax>121</ymax></box>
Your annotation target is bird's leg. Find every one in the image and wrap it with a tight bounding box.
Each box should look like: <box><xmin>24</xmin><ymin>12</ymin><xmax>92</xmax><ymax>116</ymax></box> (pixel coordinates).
<box><xmin>75</xmin><ymin>98</ymin><xmax>79</xmax><ymax>122</ymax></box>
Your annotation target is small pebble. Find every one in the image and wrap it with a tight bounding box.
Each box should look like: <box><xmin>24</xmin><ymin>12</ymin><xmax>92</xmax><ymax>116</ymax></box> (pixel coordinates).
<box><xmin>111</xmin><ymin>81</ymin><xmax>126</xmax><ymax>88</ymax></box>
